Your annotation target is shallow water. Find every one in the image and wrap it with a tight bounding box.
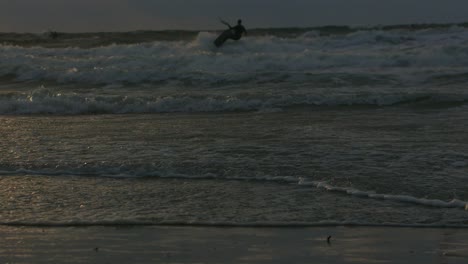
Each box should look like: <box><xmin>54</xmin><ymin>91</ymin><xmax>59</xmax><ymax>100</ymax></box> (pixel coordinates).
<box><xmin>1</xmin><ymin>25</ymin><xmax>468</xmax><ymax>227</ymax></box>
<box><xmin>1</xmin><ymin>107</ymin><xmax>467</xmax><ymax>226</ymax></box>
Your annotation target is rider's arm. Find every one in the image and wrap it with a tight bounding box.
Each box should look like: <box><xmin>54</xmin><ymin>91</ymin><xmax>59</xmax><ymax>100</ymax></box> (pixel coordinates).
<box><xmin>220</xmin><ymin>19</ymin><xmax>232</xmax><ymax>29</ymax></box>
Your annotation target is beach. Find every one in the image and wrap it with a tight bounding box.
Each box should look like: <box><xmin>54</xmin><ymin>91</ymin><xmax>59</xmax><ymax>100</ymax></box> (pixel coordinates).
<box><xmin>1</xmin><ymin>24</ymin><xmax>468</xmax><ymax>263</ymax></box>
<box><xmin>1</xmin><ymin>226</ymin><xmax>468</xmax><ymax>263</ymax></box>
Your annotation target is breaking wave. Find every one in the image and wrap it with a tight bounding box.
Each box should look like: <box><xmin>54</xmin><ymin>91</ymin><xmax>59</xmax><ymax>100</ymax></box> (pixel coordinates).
<box><xmin>1</xmin><ymin>163</ymin><xmax>466</xmax><ymax>211</ymax></box>
<box><xmin>1</xmin><ymin>88</ymin><xmax>467</xmax><ymax>114</ymax></box>
<box><xmin>1</xmin><ymin>26</ymin><xmax>468</xmax><ymax>86</ymax></box>
<box><xmin>2</xmin><ymin>25</ymin><xmax>468</xmax><ymax>114</ymax></box>
<box><xmin>300</xmin><ymin>179</ymin><xmax>468</xmax><ymax>210</ymax></box>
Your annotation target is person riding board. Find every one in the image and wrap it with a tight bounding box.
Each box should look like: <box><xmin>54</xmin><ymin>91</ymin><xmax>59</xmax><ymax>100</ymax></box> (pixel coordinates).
<box><xmin>214</xmin><ymin>19</ymin><xmax>247</xmax><ymax>47</ymax></box>
<box><xmin>220</xmin><ymin>19</ymin><xmax>247</xmax><ymax>40</ymax></box>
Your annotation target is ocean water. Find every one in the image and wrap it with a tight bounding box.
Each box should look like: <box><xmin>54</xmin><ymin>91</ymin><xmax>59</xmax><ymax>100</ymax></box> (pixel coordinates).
<box><xmin>1</xmin><ymin>24</ymin><xmax>468</xmax><ymax>227</ymax></box>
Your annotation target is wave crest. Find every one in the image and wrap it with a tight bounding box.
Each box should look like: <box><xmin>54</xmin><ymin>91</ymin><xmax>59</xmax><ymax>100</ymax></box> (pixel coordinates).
<box><xmin>300</xmin><ymin>179</ymin><xmax>468</xmax><ymax>210</ymax></box>
<box><xmin>1</xmin><ymin>27</ymin><xmax>468</xmax><ymax>86</ymax></box>
<box><xmin>1</xmin><ymin>87</ymin><xmax>467</xmax><ymax>114</ymax></box>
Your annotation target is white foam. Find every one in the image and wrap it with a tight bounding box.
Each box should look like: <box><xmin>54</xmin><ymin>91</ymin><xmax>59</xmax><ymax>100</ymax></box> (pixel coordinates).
<box><xmin>1</xmin><ymin>86</ymin><xmax>467</xmax><ymax>114</ymax></box>
<box><xmin>300</xmin><ymin>179</ymin><xmax>468</xmax><ymax>210</ymax></box>
<box><xmin>2</xmin><ymin>28</ymin><xmax>468</xmax><ymax>86</ymax></box>
<box><xmin>2</xmin><ymin>159</ymin><xmax>466</xmax><ymax>212</ymax></box>
<box><xmin>2</xmin><ymin>158</ymin><xmax>467</xmax><ymax>213</ymax></box>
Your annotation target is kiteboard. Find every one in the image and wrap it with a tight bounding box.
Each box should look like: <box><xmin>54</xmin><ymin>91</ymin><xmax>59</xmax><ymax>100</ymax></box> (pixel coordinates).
<box><xmin>214</xmin><ymin>29</ymin><xmax>235</xmax><ymax>47</ymax></box>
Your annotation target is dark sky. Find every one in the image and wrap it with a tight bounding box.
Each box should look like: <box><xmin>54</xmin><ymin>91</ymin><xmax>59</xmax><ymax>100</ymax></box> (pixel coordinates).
<box><xmin>1</xmin><ymin>0</ymin><xmax>467</xmax><ymax>32</ymax></box>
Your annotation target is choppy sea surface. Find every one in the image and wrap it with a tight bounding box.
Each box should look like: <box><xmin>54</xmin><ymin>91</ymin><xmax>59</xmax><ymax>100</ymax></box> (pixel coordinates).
<box><xmin>1</xmin><ymin>24</ymin><xmax>468</xmax><ymax>227</ymax></box>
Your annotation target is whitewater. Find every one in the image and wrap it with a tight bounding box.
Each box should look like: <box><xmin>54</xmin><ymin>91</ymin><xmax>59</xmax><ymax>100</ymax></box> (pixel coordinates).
<box><xmin>1</xmin><ymin>24</ymin><xmax>468</xmax><ymax>228</ymax></box>
<box><xmin>2</xmin><ymin>26</ymin><xmax>468</xmax><ymax>114</ymax></box>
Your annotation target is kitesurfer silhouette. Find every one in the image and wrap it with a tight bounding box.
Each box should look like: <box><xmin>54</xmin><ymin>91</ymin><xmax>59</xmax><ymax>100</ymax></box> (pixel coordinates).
<box><xmin>214</xmin><ymin>19</ymin><xmax>247</xmax><ymax>47</ymax></box>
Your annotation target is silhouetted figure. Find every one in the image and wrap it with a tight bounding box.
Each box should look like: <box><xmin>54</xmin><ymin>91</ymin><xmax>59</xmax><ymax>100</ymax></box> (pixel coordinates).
<box><xmin>48</xmin><ymin>31</ymin><xmax>59</xmax><ymax>39</ymax></box>
<box><xmin>222</xmin><ymin>19</ymin><xmax>247</xmax><ymax>40</ymax></box>
<box><xmin>214</xmin><ymin>19</ymin><xmax>247</xmax><ymax>47</ymax></box>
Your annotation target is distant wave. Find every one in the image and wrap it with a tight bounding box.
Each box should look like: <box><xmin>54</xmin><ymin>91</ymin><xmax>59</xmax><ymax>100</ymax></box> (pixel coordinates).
<box><xmin>1</xmin><ymin>27</ymin><xmax>468</xmax><ymax>87</ymax></box>
<box><xmin>1</xmin><ymin>22</ymin><xmax>468</xmax><ymax>48</ymax></box>
<box><xmin>1</xmin><ymin>26</ymin><xmax>468</xmax><ymax>114</ymax></box>
<box><xmin>1</xmin><ymin>88</ymin><xmax>467</xmax><ymax>114</ymax></box>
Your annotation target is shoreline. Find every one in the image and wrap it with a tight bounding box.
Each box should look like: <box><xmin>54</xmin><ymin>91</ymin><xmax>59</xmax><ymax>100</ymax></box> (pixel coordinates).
<box><xmin>1</xmin><ymin>226</ymin><xmax>467</xmax><ymax>263</ymax></box>
<box><xmin>2</xmin><ymin>222</ymin><xmax>468</xmax><ymax>229</ymax></box>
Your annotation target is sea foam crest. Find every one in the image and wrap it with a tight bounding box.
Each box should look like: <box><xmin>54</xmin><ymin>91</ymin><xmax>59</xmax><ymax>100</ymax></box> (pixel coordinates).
<box><xmin>1</xmin><ymin>87</ymin><xmax>468</xmax><ymax>114</ymax></box>
<box><xmin>1</xmin><ymin>28</ymin><xmax>468</xmax><ymax>86</ymax></box>
<box><xmin>300</xmin><ymin>179</ymin><xmax>468</xmax><ymax>210</ymax></box>
<box><xmin>1</xmin><ymin>159</ymin><xmax>467</xmax><ymax>211</ymax></box>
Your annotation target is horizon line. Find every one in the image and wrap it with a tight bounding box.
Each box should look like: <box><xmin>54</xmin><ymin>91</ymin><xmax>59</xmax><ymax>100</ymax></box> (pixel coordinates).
<box><xmin>1</xmin><ymin>20</ymin><xmax>468</xmax><ymax>34</ymax></box>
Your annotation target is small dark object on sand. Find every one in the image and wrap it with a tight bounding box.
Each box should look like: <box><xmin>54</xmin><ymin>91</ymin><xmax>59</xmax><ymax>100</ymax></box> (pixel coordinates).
<box><xmin>327</xmin><ymin>235</ymin><xmax>332</xmax><ymax>244</ymax></box>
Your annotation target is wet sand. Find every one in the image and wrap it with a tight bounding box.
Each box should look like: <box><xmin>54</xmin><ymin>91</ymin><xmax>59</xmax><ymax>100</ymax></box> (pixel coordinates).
<box><xmin>1</xmin><ymin>226</ymin><xmax>467</xmax><ymax>263</ymax></box>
